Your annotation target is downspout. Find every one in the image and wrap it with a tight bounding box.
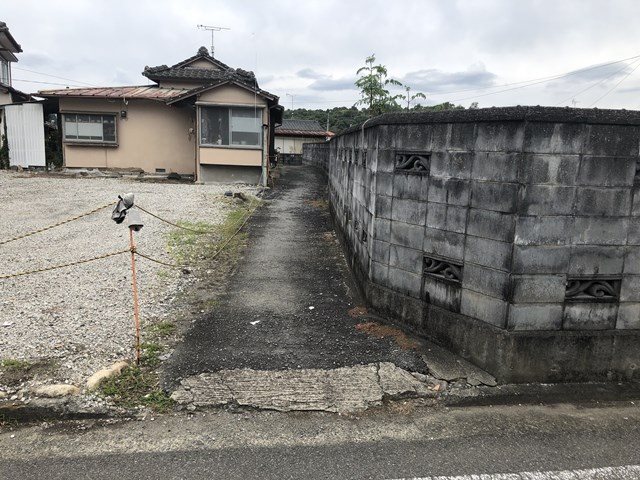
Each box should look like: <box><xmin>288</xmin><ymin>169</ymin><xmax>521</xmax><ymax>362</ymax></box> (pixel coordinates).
<box><xmin>194</xmin><ymin>101</ymin><xmax>200</xmax><ymax>183</ymax></box>
<box><xmin>261</xmin><ymin>122</ymin><xmax>268</xmax><ymax>187</ymax></box>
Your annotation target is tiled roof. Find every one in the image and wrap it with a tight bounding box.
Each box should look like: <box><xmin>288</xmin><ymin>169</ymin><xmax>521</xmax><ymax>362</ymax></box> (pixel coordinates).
<box><xmin>144</xmin><ymin>67</ymin><xmax>258</xmax><ymax>86</ymax></box>
<box><xmin>0</xmin><ymin>21</ymin><xmax>22</xmax><ymax>62</ymax></box>
<box><xmin>37</xmin><ymin>85</ymin><xmax>193</xmax><ymax>101</ymax></box>
<box><xmin>275</xmin><ymin>119</ymin><xmax>328</xmax><ymax>136</ymax></box>
<box><xmin>142</xmin><ymin>46</ymin><xmax>257</xmax><ymax>86</ymax></box>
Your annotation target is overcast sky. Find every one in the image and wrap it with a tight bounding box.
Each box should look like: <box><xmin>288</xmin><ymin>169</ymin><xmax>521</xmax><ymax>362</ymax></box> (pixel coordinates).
<box><xmin>4</xmin><ymin>0</ymin><xmax>640</xmax><ymax>110</ymax></box>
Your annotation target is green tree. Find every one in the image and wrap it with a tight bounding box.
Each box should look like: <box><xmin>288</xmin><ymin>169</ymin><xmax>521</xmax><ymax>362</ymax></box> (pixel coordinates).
<box><xmin>355</xmin><ymin>54</ymin><xmax>403</xmax><ymax>116</ymax></box>
<box><xmin>400</xmin><ymin>86</ymin><xmax>427</xmax><ymax>110</ymax></box>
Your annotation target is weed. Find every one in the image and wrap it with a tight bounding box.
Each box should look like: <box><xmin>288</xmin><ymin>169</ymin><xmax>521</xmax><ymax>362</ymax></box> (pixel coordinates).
<box><xmin>156</xmin><ymin>269</ymin><xmax>171</xmax><ymax>279</ymax></box>
<box><xmin>149</xmin><ymin>321</ymin><xmax>176</xmax><ymax>337</ymax></box>
<box><xmin>99</xmin><ymin>365</ymin><xmax>174</xmax><ymax>413</ymax></box>
<box><xmin>0</xmin><ymin>359</ymin><xmax>56</xmax><ymax>387</ymax></box>
<box><xmin>0</xmin><ymin>359</ymin><xmax>32</xmax><ymax>371</ymax></box>
<box><xmin>166</xmin><ymin>198</ymin><xmax>260</xmax><ymax>270</ymax></box>
<box><xmin>140</xmin><ymin>342</ymin><xmax>163</xmax><ymax>368</ymax></box>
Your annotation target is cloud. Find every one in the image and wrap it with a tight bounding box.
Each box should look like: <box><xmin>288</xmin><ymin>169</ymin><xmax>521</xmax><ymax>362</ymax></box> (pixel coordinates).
<box><xmin>563</xmin><ymin>60</ymin><xmax>637</xmax><ymax>83</ymax></box>
<box><xmin>307</xmin><ymin>76</ymin><xmax>356</xmax><ymax>91</ymax></box>
<box><xmin>400</xmin><ymin>64</ymin><xmax>498</xmax><ymax>93</ymax></box>
<box><xmin>296</xmin><ymin>68</ymin><xmax>327</xmax><ymax>80</ymax></box>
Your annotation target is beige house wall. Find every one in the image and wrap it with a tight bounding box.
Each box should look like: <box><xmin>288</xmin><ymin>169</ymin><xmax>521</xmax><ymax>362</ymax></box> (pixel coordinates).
<box><xmin>199</xmin><ymin>147</ymin><xmax>262</xmax><ymax>166</ymax></box>
<box><xmin>60</xmin><ymin>97</ymin><xmax>196</xmax><ymax>174</ymax></box>
<box><xmin>275</xmin><ymin>136</ymin><xmax>325</xmax><ymax>154</ymax></box>
<box><xmin>0</xmin><ymin>90</ymin><xmax>13</xmax><ymax>106</ymax></box>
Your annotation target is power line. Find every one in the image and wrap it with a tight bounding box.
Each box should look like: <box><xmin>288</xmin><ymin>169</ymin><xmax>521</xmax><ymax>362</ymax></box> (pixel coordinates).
<box><xmin>589</xmin><ymin>61</ymin><xmax>640</xmax><ymax>107</ymax></box>
<box><xmin>12</xmin><ymin>78</ymin><xmax>88</xmax><ymax>87</ymax></box>
<box><xmin>292</xmin><ymin>52</ymin><xmax>640</xmax><ymax>107</ymax></box>
<box><xmin>11</xmin><ymin>66</ymin><xmax>97</xmax><ymax>87</ymax></box>
<box><xmin>555</xmin><ymin>58</ymin><xmax>640</xmax><ymax>106</ymax></box>
<box><xmin>428</xmin><ymin>53</ymin><xmax>640</xmax><ymax>98</ymax></box>
<box><xmin>448</xmin><ymin>55</ymin><xmax>640</xmax><ymax>103</ymax></box>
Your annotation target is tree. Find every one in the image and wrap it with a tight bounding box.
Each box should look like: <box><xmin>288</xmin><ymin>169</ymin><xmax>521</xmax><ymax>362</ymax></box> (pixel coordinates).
<box><xmin>355</xmin><ymin>54</ymin><xmax>403</xmax><ymax>116</ymax></box>
<box><xmin>401</xmin><ymin>86</ymin><xmax>427</xmax><ymax>110</ymax></box>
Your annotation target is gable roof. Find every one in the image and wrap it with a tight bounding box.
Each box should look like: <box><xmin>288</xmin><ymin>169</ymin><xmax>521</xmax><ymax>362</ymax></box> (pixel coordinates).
<box><xmin>142</xmin><ymin>46</ymin><xmax>257</xmax><ymax>87</ymax></box>
<box><xmin>0</xmin><ymin>21</ymin><xmax>22</xmax><ymax>62</ymax></box>
<box><xmin>166</xmin><ymin>79</ymin><xmax>277</xmax><ymax>105</ymax></box>
<box><xmin>275</xmin><ymin>119</ymin><xmax>329</xmax><ymax>136</ymax></box>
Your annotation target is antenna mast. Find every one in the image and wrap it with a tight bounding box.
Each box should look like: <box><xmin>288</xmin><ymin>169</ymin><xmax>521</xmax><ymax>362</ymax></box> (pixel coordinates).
<box><xmin>197</xmin><ymin>25</ymin><xmax>230</xmax><ymax>56</ymax></box>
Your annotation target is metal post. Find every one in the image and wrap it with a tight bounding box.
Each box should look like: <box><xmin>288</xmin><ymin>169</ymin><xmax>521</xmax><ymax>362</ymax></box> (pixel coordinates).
<box><xmin>129</xmin><ymin>227</ymin><xmax>141</xmax><ymax>365</ymax></box>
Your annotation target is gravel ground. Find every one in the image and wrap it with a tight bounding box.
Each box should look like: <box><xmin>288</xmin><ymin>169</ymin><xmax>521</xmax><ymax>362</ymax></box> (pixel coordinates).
<box><xmin>0</xmin><ymin>170</ymin><xmax>256</xmax><ymax>389</ymax></box>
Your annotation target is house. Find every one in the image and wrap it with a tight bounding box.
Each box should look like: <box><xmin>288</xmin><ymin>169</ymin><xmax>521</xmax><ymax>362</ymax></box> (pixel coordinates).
<box><xmin>274</xmin><ymin>119</ymin><xmax>332</xmax><ymax>162</ymax></box>
<box><xmin>0</xmin><ymin>21</ymin><xmax>46</xmax><ymax>169</ymax></box>
<box><xmin>38</xmin><ymin>47</ymin><xmax>283</xmax><ymax>183</ymax></box>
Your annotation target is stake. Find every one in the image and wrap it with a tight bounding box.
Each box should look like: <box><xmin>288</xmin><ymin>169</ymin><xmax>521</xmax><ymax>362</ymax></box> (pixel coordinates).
<box><xmin>129</xmin><ymin>227</ymin><xmax>141</xmax><ymax>365</ymax></box>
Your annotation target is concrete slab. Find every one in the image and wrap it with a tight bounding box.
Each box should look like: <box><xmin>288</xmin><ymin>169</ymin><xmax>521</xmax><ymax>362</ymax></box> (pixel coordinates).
<box><xmin>421</xmin><ymin>342</ymin><xmax>497</xmax><ymax>386</ymax></box>
<box><xmin>171</xmin><ymin>362</ymin><xmax>439</xmax><ymax>414</ymax></box>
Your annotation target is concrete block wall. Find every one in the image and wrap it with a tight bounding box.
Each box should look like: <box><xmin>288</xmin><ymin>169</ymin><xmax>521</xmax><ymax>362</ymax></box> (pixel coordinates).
<box><xmin>301</xmin><ymin>142</ymin><xmax>329</xmax><ymax>173</ymax></box>
<box><xmin>308</xmin><ymin>107</ymin><xmax>640</xmax><ymax>382</ymax></box>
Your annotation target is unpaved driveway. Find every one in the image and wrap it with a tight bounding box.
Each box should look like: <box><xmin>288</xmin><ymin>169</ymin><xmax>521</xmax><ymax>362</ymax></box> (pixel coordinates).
<box><xmin>0</xmin><ymin>171</ymin><xmax>255</xmax><ymax>388</ymax></box>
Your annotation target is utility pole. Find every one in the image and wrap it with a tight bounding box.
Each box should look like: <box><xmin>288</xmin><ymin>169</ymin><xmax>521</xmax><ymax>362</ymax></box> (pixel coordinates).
<box><xmin>197</xmin><ymin>25</ymin><xmax>230</xmax><ymax>56</ymax></box>
<box><xmin>286</xmin><ymin>93</ymin><xmax>294</xmax><ymax>110</ymax></box>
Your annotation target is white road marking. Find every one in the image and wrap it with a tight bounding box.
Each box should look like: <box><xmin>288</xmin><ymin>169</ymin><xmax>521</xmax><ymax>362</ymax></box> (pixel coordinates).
<box><xmin>391</xmin><ymin>464</ymin><xmax>640</xmax><ymax>479</ymax></box>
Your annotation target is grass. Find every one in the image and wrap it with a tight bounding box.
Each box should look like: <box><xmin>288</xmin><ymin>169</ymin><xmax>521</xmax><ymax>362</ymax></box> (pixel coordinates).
<box><xmin>149</xmin><ymin>320</ymin><xmax>176</xmax><ymax>337</ymax></box>
<box><xmin>0</xmin><ymin>359</ymin><xmax>32</xmax><ymax>371</ymax></box>
<box><xmin>98</xmin><ymin>365</ymin><xmax>174</xmax><ymax>413</ymax></box>
<box><xmin>0</xmin><ymin>358</ymin><xmax>58</xmax><ymax>387</ymax></box>
<box><xmin>166</xmin><ymin>197</ymin><xmax>260</xmax><ymax>268</ymax></box>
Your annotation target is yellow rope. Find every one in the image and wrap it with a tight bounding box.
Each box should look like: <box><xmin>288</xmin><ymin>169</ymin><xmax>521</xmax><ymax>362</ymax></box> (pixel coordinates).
<box><xmin>134</xmin><ymin>200</ymin><xmax>261</xmax><ymax>269</ymax></box>
<box><xmin>0</xmin><ymin>202</ymin><xmax>116</xmax><ymax>246</ymax></box>
<box><xmin>0</xmin><ymin>248</ymin><xmax>129</xmax><ymax>280</ymax></box>
<box><xmin>134</xmin><ymin>205</ymin><xmax>214</xmax><ymax>233</ymax></box>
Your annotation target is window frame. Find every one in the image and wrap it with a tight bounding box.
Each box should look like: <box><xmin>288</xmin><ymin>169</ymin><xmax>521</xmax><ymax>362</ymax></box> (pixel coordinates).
<box><xmin>198</xmin><ymin>104</ymin><xmax>264</xmax><ymax>150</ymax></box>
<box><xmin>0</xmin><ymin>60</ymin><xmax>10</xmax><ymax>86</ymax></box>
<box><xmin>61</xmin><ymin>112</ymin><xmax>118</xmax><ymax>146</ymax></box>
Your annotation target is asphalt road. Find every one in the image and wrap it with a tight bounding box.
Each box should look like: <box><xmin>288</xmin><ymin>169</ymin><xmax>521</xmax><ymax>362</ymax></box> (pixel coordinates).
<box><xmin>164</xmin><ymin>165</ymin><xmax>425</xmax><ymax>389</ymax></box>
<box><xmin>2</xmin><ymin>402</ymin><xmax>639</xmax><ymax>479</ymax></box>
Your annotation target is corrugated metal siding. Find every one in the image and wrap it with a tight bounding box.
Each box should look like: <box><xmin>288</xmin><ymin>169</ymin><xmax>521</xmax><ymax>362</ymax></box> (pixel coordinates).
<box><xmin>5</xmin><ymin>103</ymin><xmax>46</xmax><ymax>167</ymax></box>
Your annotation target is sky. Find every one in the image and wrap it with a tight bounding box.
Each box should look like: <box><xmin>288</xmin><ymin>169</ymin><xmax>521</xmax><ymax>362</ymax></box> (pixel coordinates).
<box><xmin>4</xmin><ymin>0</ymin><xmax>640</xmax><ymax>110</ymax></box>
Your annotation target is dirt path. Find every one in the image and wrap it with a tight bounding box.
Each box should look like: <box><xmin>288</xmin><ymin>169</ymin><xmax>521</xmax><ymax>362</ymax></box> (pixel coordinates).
<box><xmin>163</xmin><ymin>166</ymin><xmax>427</xmax><ymax>392</ymax></box>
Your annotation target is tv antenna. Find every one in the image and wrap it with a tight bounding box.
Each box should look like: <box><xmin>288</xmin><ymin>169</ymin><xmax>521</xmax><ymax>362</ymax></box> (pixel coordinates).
<box><xmin>197</xmin><ymin>25</ymin><xmax>230</xmax><ymax>56</ymax></box>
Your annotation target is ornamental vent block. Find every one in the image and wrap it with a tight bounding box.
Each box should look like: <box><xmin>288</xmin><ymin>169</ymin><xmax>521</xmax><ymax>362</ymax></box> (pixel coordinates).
<box><xmin>395</xmin><ymin>152</ymin><xmax>430</xmax><ymax>174</ymax></box>
<box><xmin>565</xmin><ymin>277</ymin><xmax>621</xmax><ymax>302</ymax></box>
<box><xmin>423</xmin><ymin>255</ymin><xmax>463</xmax><ymax>284</ymax></box>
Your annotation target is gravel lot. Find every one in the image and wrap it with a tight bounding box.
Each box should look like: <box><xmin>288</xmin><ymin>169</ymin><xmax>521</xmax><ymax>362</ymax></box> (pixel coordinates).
<box><xmin>0</xmin><ymin>171</ymin><xmax>256</xmax><ymax>388</ymax></box>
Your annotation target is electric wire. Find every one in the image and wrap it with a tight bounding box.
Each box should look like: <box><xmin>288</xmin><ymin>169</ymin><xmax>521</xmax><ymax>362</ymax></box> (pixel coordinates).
<box><xmin>554</xmin><ymin>58</ymin><xmax>640</xmax><ymax>106</ymax></box>
<box><xmin>588</xmin><ymin>61</ymin><xmax>640</xmax><ymax>107</ymax></box>
<box><xmin>11</xmin><ymin>66</ymin><xmax>98</xmax><ymax>86</ymax></box>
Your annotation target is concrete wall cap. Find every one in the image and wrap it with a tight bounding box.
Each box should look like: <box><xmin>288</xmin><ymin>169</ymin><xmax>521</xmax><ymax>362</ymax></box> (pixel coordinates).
<box><xmin>337</xmin><ymin>106</ymin><xmax>640</xmax><ymax>137</ymax></box>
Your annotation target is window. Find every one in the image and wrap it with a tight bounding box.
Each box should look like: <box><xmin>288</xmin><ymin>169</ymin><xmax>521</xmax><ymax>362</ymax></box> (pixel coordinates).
<box><xmin>0</xmin><ymin>60</ymin><xmax>9</xmax><ymax>85</ymax></box>
<box><xmin>200</xmin><ymin>106</ymin><xmax>262</xmax><ymax>147</ymax></box>
<box><xmin>63</xmin><ymin>114</ymin><xmax>116</xmax><ymax>143</ymax></box>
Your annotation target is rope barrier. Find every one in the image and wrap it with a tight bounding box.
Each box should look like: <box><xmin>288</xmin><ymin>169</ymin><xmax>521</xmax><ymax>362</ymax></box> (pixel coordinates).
<box><xmin>0</xmin><ymin>248</ymin><xmax>129</xmax><ymax>280</ymax></box>
<box><xmin>134</xmin><ymin>205</ymin><xmax>214</xmax><ymax>234</ymax></box>
<box><xmin>135</xmin><ymin>197</ymin><xmax>263</xmax><ymax>234</ymax></box>
<box><xmin>0</xmin><ymin>201</ymin><xmax>116</xmax><ymax>246</ymax></box>
<box><xmin>134</xmin><ymin>199</ymin><xmax>262</xmax><ymax>269</ymax></box>
<box><xmin>0</xmin><ymin>197</ymin><xmax>263</xmax><ymax>279</ymax></box>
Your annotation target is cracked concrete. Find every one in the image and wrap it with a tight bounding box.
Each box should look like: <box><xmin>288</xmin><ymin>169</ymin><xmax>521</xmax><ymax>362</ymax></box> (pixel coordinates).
<box><xmin>170</xmin><ymin>362</ymin><xmax>440</xmax><ymax>413</ymax></box>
